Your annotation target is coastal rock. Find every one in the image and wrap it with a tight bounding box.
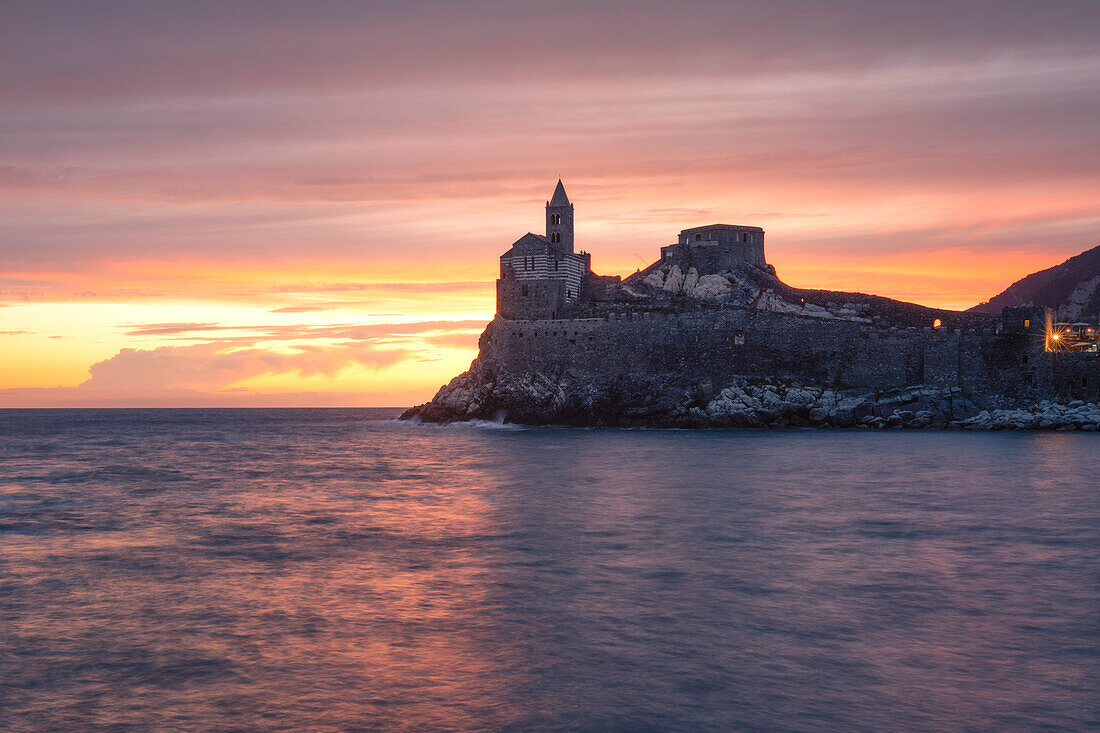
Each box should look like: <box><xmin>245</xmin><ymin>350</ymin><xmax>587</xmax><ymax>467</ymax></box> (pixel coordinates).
<box><xmin>404</xmin><ymin>364</ymin><xmax>1099</xmax><ymax>431</ymax></box>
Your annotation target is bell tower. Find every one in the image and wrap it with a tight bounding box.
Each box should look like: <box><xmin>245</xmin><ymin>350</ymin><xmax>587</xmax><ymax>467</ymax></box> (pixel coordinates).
<box><xmin>545</xmin><ymin>179</ymin><xmax>574</xmax><ymax>254</ymax></box>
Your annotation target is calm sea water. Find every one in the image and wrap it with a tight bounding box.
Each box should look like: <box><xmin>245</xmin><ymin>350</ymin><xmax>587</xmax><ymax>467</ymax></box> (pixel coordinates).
<box><xmin>1</xmin><ymin>409</ymin><xmax>1097</xmax><ymax>732</ymax></box>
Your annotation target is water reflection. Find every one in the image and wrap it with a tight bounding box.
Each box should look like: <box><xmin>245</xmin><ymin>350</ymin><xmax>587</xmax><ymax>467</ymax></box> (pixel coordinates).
<box><xmin>1</xmin><ymin>410</ymin><xmax>1097</xmax><ymax>730</ymax></box>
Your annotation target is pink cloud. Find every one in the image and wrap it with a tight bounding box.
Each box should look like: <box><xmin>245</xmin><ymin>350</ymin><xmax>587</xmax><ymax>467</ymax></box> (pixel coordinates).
<box><xmin>82</xmin><ymin>342</ymin><xmax>408</xmax><ymax>393</ymax></box>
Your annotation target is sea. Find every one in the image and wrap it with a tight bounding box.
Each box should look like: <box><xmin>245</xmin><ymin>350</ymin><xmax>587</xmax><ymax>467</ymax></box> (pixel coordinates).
<box><xmin>1</xmin><ymin>408</ymin><xmax>1097</xmax><ymax>732</ymax></box>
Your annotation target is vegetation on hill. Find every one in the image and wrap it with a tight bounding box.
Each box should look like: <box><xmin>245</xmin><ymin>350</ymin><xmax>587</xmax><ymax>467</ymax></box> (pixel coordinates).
<box><xmin>969</xmin><ymin>244</ymin><xmax>1100</xmax><ymax>321</ymax></box>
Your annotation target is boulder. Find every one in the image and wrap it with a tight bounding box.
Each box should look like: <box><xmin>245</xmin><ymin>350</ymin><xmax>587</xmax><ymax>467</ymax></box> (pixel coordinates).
<box><xmin>681</xmin><ymin>267</ymin><xmax>699</xmax><ymax>295</ymax></box>
<box><xmin>692</xmin><ymin>274</ymin><xmax>733</xmax><ymax>300</ymax></box>
<box><xmin>663</xmin><ymin>265</ymin><xmax>685</xmax><ymax>293</ymax></box>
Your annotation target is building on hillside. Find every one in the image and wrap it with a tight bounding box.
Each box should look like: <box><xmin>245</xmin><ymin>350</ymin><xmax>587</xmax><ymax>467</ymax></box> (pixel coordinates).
<box><xmin>660</xmin><ymin>224</ymin><xmax>769</xmax><ymax>275</ymax></box>
<box><xmin>496</xmin><ymin>180</ymin><xmax>591</xmax><ymax>320</ymax></box>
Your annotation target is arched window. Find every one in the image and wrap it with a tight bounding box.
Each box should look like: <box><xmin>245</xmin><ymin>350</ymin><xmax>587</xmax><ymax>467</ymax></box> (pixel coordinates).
<box><xmin>551</xmin><ymin>232</ymin><xmax>560</xmax><ymax>243</ymax></box>
<box><xmin>522</xmin><ymin>284</ymin><xmax>528</xmax><ymax>297</ymax></box>
<box><xmin>551</xmin><ymin>213</ymin><xmax>561</xmax><ymax>225</ymax></box>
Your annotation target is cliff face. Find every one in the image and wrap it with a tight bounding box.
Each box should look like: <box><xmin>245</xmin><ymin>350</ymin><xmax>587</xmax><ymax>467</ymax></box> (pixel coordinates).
<box><xmin>969</xmin><ymin>244</ymin><xmax>1100</xmax><ymax>321</ymax></box>
<box><xmin>402</xmin><ymin>349</ymin><xmax>993</xmax><ymax>429</ymax></box>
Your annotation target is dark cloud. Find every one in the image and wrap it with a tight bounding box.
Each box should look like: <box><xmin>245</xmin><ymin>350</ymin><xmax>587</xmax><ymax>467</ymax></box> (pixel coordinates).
<box><xmin>5</xmin><ymin>1</ymin><xmax>1098</xmax><ymax>104</ymax></box>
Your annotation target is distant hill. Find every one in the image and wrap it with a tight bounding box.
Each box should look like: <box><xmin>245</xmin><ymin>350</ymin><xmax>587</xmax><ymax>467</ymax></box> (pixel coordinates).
<box><xmin>969</xmin><ymin>244</ymin><xmax>1100</xmax><ymax>321</ymax></box>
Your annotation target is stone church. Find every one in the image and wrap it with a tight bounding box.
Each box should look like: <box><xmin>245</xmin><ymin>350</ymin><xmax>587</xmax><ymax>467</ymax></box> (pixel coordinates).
<box><xmin>496</xmin><ymin>180</ymin><xmax>592</xmax><ymax>320</ymax></box>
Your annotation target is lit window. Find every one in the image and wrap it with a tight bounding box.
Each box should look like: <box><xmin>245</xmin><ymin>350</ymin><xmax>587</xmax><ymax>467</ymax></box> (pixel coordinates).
<box><xmin>1024</xmin><ymin>319</ymin><xmax>1030</xmax><ymax>328</ymax></box>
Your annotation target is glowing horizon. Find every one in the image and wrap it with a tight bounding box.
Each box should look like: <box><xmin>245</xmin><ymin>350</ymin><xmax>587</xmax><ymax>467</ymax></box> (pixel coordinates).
<box><xmin>3</xmin><ymin>1</ymin><xmax>1098</xmax><ymax>407</ymax></box>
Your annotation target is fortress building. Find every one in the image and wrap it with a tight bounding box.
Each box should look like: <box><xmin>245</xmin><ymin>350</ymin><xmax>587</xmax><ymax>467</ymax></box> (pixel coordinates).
<box><xmin>496</xmin><ymin>180</ymin><xmax>591</xmax><ymax>320</ymax></box>
<box><xmin>661</xmin><ymin>224</ymin><xmax>770</xmax><ymax>275</ymax></box>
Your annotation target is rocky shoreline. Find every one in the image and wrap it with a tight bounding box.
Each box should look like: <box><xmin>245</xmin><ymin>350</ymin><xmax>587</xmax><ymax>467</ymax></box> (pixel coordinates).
<box><xmin>402</xmin><ymin>361</ymin><xmax>1100</xmax><ymax>431</ymax></box>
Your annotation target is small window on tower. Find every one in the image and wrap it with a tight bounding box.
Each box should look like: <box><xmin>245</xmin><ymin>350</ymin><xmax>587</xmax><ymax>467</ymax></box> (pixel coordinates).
<box><xmin>1024</xmin><ymin>319</ymin><xmax>1030</xmax><ymax>328</ymax></box>
<box><xmin>522</xmin><ymin>284</ymin><xmax>528</xmax><ymax>297</ymax></box>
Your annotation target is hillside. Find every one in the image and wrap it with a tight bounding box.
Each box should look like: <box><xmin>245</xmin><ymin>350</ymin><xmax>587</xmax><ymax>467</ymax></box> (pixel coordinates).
<box><xmin>969</xmin><ymin>244</ymin><xmax>1100</xmax><ymax>321</ymax></box>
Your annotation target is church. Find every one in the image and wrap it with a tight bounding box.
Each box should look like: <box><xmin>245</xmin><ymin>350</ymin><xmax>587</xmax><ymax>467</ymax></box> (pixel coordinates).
<box><xmin>495</xmin><ymin>180</ymin><xmax>592</xmax><ymax>320</ymax></box>
<box><xmin>495</xmin><ymin>179</ymin><xmax>775</xmax><ymax>320</ymax></box>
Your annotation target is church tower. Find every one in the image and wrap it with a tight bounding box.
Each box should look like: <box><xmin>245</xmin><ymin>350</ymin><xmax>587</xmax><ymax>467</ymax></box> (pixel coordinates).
<box><xmin>545</xmin><ymin>179</ymin><xmax>574</xmax><ymax>254</ymax></box>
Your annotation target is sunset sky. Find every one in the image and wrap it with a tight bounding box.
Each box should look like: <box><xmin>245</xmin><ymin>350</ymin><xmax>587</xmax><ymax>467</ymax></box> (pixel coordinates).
<box><xmin>3</xmin><ymin>0</ymin><xmax>1099</xmax><ymax>407</ymax></box>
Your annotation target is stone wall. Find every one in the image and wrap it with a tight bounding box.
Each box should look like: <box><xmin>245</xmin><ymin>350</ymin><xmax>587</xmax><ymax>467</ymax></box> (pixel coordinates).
<box><xmin>482</xmin><ymin>306</ymin><xmax>1100</xmax><ymax>401</ymax></box>
<box><xmin>495</xmin><ymin>279</ymin><xmax>565</xmax><ymax>321</ymax></box>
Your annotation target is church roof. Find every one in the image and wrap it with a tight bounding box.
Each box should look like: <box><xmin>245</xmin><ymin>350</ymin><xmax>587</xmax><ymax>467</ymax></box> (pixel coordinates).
<box><xmin>549</xmin><ymin>179</ymin><xmax>570</xmax><ymax>207</ymax></box>
<box><xmin>499</xmin><ymin>232</ymin><xmax>550</xmax><ymax>258</ymax></box>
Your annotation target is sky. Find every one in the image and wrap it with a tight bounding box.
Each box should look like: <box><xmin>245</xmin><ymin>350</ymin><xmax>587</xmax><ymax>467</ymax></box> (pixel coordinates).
<box><xmin>2</xmin><ymin>0</ymin><xmax>1099</xmax><ymax>407</ymax></box>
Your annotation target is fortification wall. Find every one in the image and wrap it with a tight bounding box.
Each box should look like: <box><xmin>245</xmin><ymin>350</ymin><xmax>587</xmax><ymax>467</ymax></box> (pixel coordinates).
<box><xmin>481</xmin><ymin>307</ymin><xmax>1100</xmax><ymax>400</ymax></box>
<box><xmin>496</xmin><ymin>279</ymin><xmax>565</xmax><ymax>320</ymax></box>
<box><xmin>660</xmin><ymin>242</ymin><xmax>766</xmax><ymax>274</ymax></box>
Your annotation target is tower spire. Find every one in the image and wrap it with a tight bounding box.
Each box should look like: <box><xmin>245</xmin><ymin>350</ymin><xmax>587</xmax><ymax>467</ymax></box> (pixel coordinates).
<box><xmin>546</xmin><ymin>179</ymin><xmax>574</xmax><ymax>253</ymax></box>
<box><xmin>549</xmin><ymin>178</ymin><xmax>570</xmax><ymax>207</ymax></box>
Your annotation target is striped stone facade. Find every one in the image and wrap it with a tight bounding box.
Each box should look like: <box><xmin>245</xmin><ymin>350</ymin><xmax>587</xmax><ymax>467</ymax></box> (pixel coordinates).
<box><xmin>495</xmin><ymin>180</ymin><xmax>592</xmax><ymax>320</ymax></box>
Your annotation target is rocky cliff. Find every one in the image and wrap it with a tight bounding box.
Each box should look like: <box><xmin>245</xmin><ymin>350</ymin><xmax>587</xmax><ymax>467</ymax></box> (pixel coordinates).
<box><xmin>404</xmin><ymin>247</ymin><xmax>1100</xmax><ymax>431</ymax></box>
<box><xmin>402</xmin><ymin>361</ymin><xmax>1100</xmax><ymax>431</ymax></box>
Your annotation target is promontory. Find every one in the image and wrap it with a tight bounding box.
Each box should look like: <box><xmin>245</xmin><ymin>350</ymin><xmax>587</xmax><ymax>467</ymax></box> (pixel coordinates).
<box><xmin>404</xmin><ymin>181</ymin><xmax>1100</xmax><ymax>430</ymax></box>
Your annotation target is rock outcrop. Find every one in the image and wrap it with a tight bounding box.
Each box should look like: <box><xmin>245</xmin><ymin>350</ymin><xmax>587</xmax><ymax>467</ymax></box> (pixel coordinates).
<box><xmin>633</xmin><ymin>262</ymin><xmax>876</xmax><ymax>322</ymax></box>
<box><xmin>402</xmin><ymin>362</ymin><xmax>1100</xmax><ymax>431</ymax></box>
